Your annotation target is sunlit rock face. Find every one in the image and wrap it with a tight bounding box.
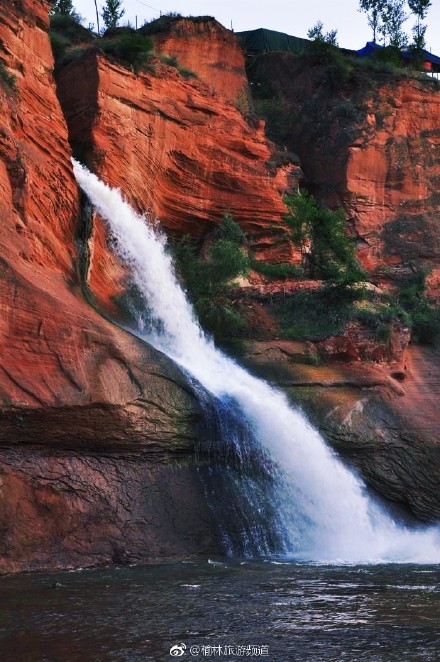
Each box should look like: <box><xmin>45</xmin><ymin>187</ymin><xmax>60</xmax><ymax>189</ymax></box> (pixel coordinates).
<box><xmin>141</xmin><ymin>16</ymin><xmax>250</xmax><ymax>104</ymax></box>
<box><xmin>1</xmin><ymin>1</ymin><xmax>440</xmax><ymax>572</ymax></box>
<box><xmin>249</xmin><ymin>52</ymin><xmax>440</xmax><ymax>292</ymax></box>
<box><xmin>0</xmin><ymin>1</ymin><xmax>220</xmax><ymax>573</ymax></box>
<box><xmin>55</xmin><ymin>29</ymin><xmax>300</xmax><ymax>310</ymax></box>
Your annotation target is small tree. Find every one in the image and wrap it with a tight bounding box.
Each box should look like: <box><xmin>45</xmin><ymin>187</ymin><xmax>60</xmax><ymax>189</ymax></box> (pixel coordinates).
<box><xmin>379</xmin><ymin>0</ymin><xmax>408</xmax><ymax>48</ymax></box>
<box><xmin>101</xmin><ymin>0</ymin><xmax>125</xmax><ymax>30</ymax></box>
<box><xmin>284</xmin><ymin>192</ymin><xmax>365</xmax><ymax>287</ymax></box>
<box><xmin>307</xmin><ymin>21</ymin><xmax>338</xmax><ymax>46</ymax></box>
<box><xmin>50</xmin><ymin>0</ymin><xmax>81</xmax><ymax>21</ymax></box>
<box><xmin>172</xmin><ymin>216</ymin><xmax>249</xmax><ymax>339</ymax></box>
<box><xmin>408</xmin><ymin>0</ymin><xmax>431</xmax><ymax>50</ymax></box>
<box><xmin>359</xmin><ymin>0</ymin><xmax>388</xmax><ymax>44</ymax></box>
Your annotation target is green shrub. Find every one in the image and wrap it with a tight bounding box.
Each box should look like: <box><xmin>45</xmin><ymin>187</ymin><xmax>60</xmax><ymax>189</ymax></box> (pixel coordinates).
<box><xmin>54</xmin><ymin>46</ymin><xmax>96</xmax><ymax>71</ymax></box>
<box><xmin>101</xmin><ymin>33</ymin><xmax>153</xmax><ymax>67</ymax></box>
<box><xmin>160</xmin><ymin>54</ymin><xmax>178</xmax><ymax>67</ymax></box>
<box><xmin>397</xmin><ymin>271</ymin><xmax>440</xmax><ymax>345</ymax></box>
<box><xmin>271</xmin><ymin>289</ymin><xmax>351</xmax><ymax>340</ymax></box>
<box><xmin>178</xmin><ymin>66</ymin><xmax>196</xmax><ymax>79</ymax></box>
<box><xmin>284</xmin><ymin>191</ymin><xmax>366</xmax><ymax>287</ymax></box>
<box><xmin>375</xmin><ymin>45</ymin><xmax>403</xmax><ymax>68</ymax></box>
<box><xmin>214</xmin><ymin>213</ymin><xmax>246</xmax><ymax>245</ymax></box>
<box><xmin>141</xmin><ymin>13</ymin><xmax>214</xmax><ymax>35</ymax></box>
<box><xmin>160</xmin><ymin>54</ymin><xmax>196</xmax><ymax>79</ymax></box>
<box><xmin>250</xmin><ymin>260</ymin><xmax>304</xmax><ymax>280</ymax></box>
<box><xmin>253</xmin><ymin>97</ymin><xmax>298</xmax><ymax>145</ymax></box>
<box><xmin>411</xmin><ymin>306</ymin><xmax>440</xmax><ymax>345</ymax></box>
<box><xmin>50</xmin><ymin>31</ymin><xmax>70</xmax><ymax>61</ymax></box>
<box><xmin>354</xmin><ymin>301</ymin><xmax>411</xmax><ymax>329</ymax></box>
<box><xmin>0</xmin><ymin>61</ymin><xmax>16</xmax><ymax>90</ymax></box>
<box><xmin>140</xmin><ymin>13</ymin><xmax>183</xmax><ymax>35</ymax></box>
<box><xmin>375</xmin><ymin>323</ymin><xmax>392</xmax><ymax>342</ymax></box>
<box><xmin>352</xmin><ymin>272</ymin><xmax>440</xmax><ymax>347</ymax></box>
<box><xmin>171</xmin><ymin>216</ymin><xmax>249</xmax><ymax>340</ymax></box>
<box><xmin>50</xmin><ymin>13</ymin><xmax>93</xmax><ymax>43</ymax></box>
<box><xmin>204</xmin><ymin>238</ymin><xmax>249</xmax><ymax>287</ymax></box>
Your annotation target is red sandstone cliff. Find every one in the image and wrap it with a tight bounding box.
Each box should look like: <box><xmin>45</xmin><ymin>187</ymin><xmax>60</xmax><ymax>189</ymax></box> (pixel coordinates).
<box><xmin>55</xmin><ymin>40</ymin><xmax>298</xmax><ymax>310</ymax></box>
<box><xmin>141</xmin><ymin>16</ymin><xmax>249</xmax><ymax>105</ymax></box>
<box><xmin>56</xmin><ymin>48</ymin><xmax>295</xmax><ymax>236</ymax></box>
<box><xmin>1</xmin><ymin>3</ymin><xmax>440</xmax><ymax>572</ymax></box>
<box><xmin>250</xmin><ymin>53</ymin><xmax>440</xmax><ymax>291</ymax></box>
<box><xmin>0</xmin><ymin>1</ymin><xmax>220</xmax><ymax>572</ymax></box>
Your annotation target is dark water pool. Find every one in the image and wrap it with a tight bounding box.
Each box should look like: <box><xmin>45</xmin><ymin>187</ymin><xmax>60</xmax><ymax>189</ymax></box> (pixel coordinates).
<box><xmin>0</xmin><ymin>560</ymin><xmax>439</xmax><ymax>661</ymax></box>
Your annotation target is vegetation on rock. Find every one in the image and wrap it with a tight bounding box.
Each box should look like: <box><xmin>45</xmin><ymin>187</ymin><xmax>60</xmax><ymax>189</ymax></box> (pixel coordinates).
<box><xmin>0</xmin><ymin>60</ymin><xmax>16</xmax><ymax>90</ymax></box>
<box><xmin>284</xmin><ymin>192</ymin><xmax>366</xmax><ymax>288</ymax></box>
<box><xmin>49</xmin><ymin>15</ymin><xmax>153</xmax><ymax>71</ymax></box>
<box><xmin>101</xmin><ymin>0</ymin><xmax>125</xmax><ymax>30</ymax></box>
<box><xmin>172</xmin><ymin>216</ymin><xmax>249</xmax><ymax>340</ymax></box>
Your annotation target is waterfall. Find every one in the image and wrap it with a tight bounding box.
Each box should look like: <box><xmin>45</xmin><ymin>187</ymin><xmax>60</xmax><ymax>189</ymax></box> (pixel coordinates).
<box><xmin>73</xmin><ymin>159</ymin><xmax>440</xmax><ymax>564</ymax></box>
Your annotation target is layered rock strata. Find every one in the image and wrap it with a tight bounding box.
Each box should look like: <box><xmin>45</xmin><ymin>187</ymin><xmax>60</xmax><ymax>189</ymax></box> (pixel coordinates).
<box><xmin>55</xmin><ymin>47</ymin><xmax>299</xmax><ymax>310</ymax></box>
<box><xmin>241</xmin><ymin>340</ymin><xmax>440</xmax><ymax>522</ymax></box>
<box><xmin>0</xmin><ymin>0</ymin><xmax>220</xmax><ymax>572</ymax></box>
<box><xmin>249</xmin><ymin>53</ymin><xmax>440</xmax><ymax>288</ymax></box>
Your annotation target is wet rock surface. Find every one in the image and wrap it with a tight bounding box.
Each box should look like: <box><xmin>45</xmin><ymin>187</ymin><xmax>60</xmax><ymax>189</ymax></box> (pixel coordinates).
<box><xmin>242</xmin><ymin>340</ymin><xmax>440</xmax><ymax>522</ymax></box>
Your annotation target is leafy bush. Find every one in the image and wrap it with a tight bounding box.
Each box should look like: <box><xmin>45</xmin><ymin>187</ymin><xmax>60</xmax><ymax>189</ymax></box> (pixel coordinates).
<box><xmin>101</xmin><ymin>33</ymin><xmax>153</xmax><ymax>67</ymax></box>
<box><xmin>0</xmin><ymin>61</ymin><xmax>16</xmax><ymax>90</ymax></box>
<box><xmin>178</xmin><ymin>66</ymin><xmax>196</xmax><ymax>79</ymax></box>
<box><xmin>160</xmin><ymin>54</ymin><xmax>178</xmax><ymax>67</ymax></box>
<box><xmin>140</xmin><ymin>13</ymin><xmax>183</xmax><ymax>35</ymax></box>
<box><xmin>102</xmin><ymin>26</ymin><xmax>136</xmax><ymax>38</ymax></box>
<box><xmin>52</xmin><ymin>33</ymin><xmax>154</xmax><ymax>72</ymax></box>
<box><xmin>375</xmin><ymin>323</ymin><xmax>392</xmax><ymax>342</ymax></box>
<box><xmin>250</xmin><ymin>260</ymin><xmax>304</xmax><ymax>280</ymax></box>
<box><xmin>141</xmin><ymin>13</ymin><xmax>214</xmax><ymax>35</ymax></box>
<box><xmin>352</xmin><ymin>271</ymin><xmax>440</xmax><ymax>347</ymax></box>
<box><xmin>214</xmin><ymin>213</ymin><xmax>246</xmax><ymax>245</ymax></box>
<box><xmin>54</xmin><ymin>46</ymin><xmax>96</xmax><ymax>71</ymax></box>
<box><xmin>50</xmin><ymin>31</ymin><xmax>70</xmax><ymax>61</ymax></box>
<box><xmin>271</xmin><ymin>289</ymin><xmax>351</xmax><ymax>340</ymax></box>
<box><xmin>252</xmin><ymin>97</ymin><xmax>298</xmax><ymax>144</ymax></box>
<box><xmin>204</xmin><ymin>238</ymin><xmax>249</xmax><ymax>287</ymax></box>
<box><xmin>50</xmin><ymin>13</ymin><xmax>93</xmax><ymax>43</ymax></box>
<box><xmin>284</xmin><ymin>191</ymin><xmax>366</xmax><ymax>287</ymax></box>
<box><xmin>397</xmin><ymin>271</ymin><xmax>440</xmax><ymax>345</ymax></box>
<box><xmin>172</xmin><ymin>216</ymin><xmax>249</xmax><ymax>340</ymax></box>
<box><xmin>160</xmin><ymin>54</ymin><xmax>196</xmax><ymax>79</ymax></box>
<box><xmin>355</xmin><ymin>301</ymin><xmax>410</xmax><ymax>328</ymax></box>
<box><xmin>375</xmin><ymin>45</ymin><xmax>404</xmax><ymax>68</ymax></box>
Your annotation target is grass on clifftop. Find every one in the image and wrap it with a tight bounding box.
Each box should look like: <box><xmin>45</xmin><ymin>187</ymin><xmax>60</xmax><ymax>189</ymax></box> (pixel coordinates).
<box><xmin>140</xmin><ymin>13</ymin><xmax>215</xmax><ymax>36</ymax></box>
<box><xmin>50</xmin><ymin>16</ymin><xmax>154</xmax><ymax>72</ymax></box>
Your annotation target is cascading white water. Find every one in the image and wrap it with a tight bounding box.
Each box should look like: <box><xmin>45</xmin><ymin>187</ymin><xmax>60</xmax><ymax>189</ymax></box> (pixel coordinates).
<box><xmin>73</xmin><ymin>159</ymin><xmax>440</xmax><ymax>563</ymax></box>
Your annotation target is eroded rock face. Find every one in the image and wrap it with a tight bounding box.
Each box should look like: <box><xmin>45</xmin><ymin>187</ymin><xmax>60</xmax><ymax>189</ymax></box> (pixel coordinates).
<box><xmin>347</xmin><ymin>82</ymin><xmax>440</xmax><ymax>286</ymax></box>
<box><xmin>144</xmin><ymin>17</ymin><xmax>249</xmax><ymax>104</ymax></box>
<box><xmin>0</xmin><ymin>1</ymin><xmax>221</xmax><ymax>572</ymax></box>
<box><xmin>0</xmin><ymin>0</ymin><xmax>78</xmax><ymax>278</ymax></box>
<box><xmin>0</xmin><ymin>449</ymin><xmax>218</xmax><ymax>573</ymax></box>
<box><xmin>242</xmin><ymin>341</ymin><xmax>440</xmax><ymax>522</ymax></box>
<box><xmin>250</xmin><ymin>53</ymin><xmax>440</xmax><ymax>288</ymax></box>
<box><xmin>57</xmin><ymin>53</ymin><xmax>292</xmax><ymax>236</ymax></box>
<box><xmin>55</xmin><ymin>50</ymin><xmax>299</xmax><ymax>310</ymax></box>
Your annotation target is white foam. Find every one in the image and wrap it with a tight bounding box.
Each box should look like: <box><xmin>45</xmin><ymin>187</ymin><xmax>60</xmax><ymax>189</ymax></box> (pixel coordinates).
<box><xmin>73</xmin><ymin>159</ymin><xmax>440</xmax><ymax>564</ymax></box>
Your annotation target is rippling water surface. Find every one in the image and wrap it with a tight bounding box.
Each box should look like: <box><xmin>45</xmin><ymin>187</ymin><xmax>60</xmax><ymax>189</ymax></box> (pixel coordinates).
<box><xmin>0</xmin><ymin>560</ymin><xmax>439</xmax><ymax>661</ymax></box>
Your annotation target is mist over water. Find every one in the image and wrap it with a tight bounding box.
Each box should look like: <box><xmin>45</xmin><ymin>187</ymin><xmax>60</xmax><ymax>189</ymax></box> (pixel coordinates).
<box><xmin>73</xmin><ymin>159</ymin><xmax>440</xmax><ymax>564</ymax></box>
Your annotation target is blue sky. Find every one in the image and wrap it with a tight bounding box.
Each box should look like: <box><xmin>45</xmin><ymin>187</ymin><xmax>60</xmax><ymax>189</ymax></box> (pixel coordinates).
<box><xmin>73</xmin><ymin>0</ymin><xmax>440</xmax><ymax>52</ymax></box>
